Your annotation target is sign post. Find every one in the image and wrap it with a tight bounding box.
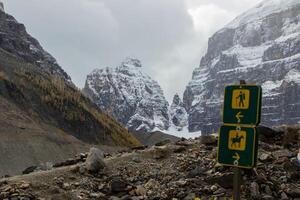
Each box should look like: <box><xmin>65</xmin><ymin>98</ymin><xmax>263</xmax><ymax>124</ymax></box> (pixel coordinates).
<box><xmin>217</xmin><ymin>80</ymin><xmax>262</xmax><ymax>200</ymax></box>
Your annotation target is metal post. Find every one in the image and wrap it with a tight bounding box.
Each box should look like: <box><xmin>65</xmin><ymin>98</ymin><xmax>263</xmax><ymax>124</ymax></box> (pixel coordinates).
<box><xmin>233</xmin><ymin>79</ymin><xmax>246</xmax><ymax>200</ymax></box>
<box><xmin>233</xmin><ymin>167</ymin><xmax>241</xmax><ymax>200</ymax></box>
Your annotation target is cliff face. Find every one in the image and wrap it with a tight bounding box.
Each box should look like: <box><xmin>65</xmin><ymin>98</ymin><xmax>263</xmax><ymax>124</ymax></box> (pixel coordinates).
<box><xmin>0</xmin><ymin>5</ymin><xmax>70</xmax><ymax>81</ymax></box>
<box><xmin>83</xmin><ymin>58</ymin><xmax>170</xmax><ymax>133</ymax></box>
<box><xmin>184</xmin><ymin>0</ymin><xmax>300</xmax><ymax>134</ymax></box>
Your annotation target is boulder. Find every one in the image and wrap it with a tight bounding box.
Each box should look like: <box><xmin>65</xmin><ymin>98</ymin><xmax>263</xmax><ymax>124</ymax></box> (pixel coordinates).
<box><xmin>85</xmin><ymin>148</ymin><xmax>106</xmax><ymax>173</ymax></box>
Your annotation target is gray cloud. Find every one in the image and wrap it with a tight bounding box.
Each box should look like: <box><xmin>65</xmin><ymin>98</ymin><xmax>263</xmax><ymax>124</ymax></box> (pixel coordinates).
<box><xmin>2</xmin><ymin>0</ymin><xmax>262</xmax><ymax>101</ymax></box>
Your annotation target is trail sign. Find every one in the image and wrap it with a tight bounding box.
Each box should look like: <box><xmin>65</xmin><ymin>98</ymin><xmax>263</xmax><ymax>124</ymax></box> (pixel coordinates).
<box><xmin>217</xmin><ymin>125</ymin><xmax>258</xmax><ymax>168</ymax></box>
<box><xmin>222</xmin><ymin>85</ymin><xmax>262</xmax><ymax>125</ymax></box>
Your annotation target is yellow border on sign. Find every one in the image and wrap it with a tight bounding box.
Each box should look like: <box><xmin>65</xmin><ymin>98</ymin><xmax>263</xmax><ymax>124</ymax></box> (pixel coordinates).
<box><xmin>217</xmin><ymin>125</ymin><xmax>257</xmax><ymax>169</ymax></box>
<box><xmin>222</xmin><ymin>85</ymin><xmax>261</xmax><ymax>125</ymax></box>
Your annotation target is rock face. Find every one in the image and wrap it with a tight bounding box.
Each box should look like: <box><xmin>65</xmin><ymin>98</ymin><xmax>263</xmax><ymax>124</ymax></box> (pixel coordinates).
<box><xmin>184</xmin><ymin>0</ymin><xmax>300</xmax><ymax>134</ymax></box>
<box><xmin>83</xmin><ymin>58</ymin><xmax>170</xmax><ymax>132</ymax></box>
<box><xmin>0</xmin><ymin>5</ymin><xmax>70</xmax><ymax>81</ymax></box>
<box><xmin>169</xmin><ymin>94</ymin><xmax>188</xmax><ymax>131</ymax></box>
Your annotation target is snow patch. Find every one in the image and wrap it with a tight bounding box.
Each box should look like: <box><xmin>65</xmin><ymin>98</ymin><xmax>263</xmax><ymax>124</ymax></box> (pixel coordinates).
<box><xmin>226</xmin><ymin>0</ymin><xmax>300</xmax><ymax>29</ymax></box>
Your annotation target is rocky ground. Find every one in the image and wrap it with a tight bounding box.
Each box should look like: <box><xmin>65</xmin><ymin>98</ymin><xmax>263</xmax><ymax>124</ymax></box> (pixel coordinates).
<box><xmin>0</xmin><ymin>125</ymin><xmax>299</xmax><ymax>200</ymax></box>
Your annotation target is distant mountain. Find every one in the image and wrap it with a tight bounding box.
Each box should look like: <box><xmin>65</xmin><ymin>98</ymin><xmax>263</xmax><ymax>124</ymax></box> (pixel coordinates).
<box><xmin>169</xmin><ymin>94</ymin><xmax>188</xmax><ymax>131</ymax></box>
<box><xmin>0</xmin><ymin>5</ymin><xmax>140</xmax><ymax>176</ymax></box>
<box><xmin>83</xmin><ymin>58</ymin><xmax>170</xmax><ymax>133</ymax></box>
<box><xmin>183</xmin><ymin>0</ymin><xmax>300</xmax><ymax>134</ymax></box>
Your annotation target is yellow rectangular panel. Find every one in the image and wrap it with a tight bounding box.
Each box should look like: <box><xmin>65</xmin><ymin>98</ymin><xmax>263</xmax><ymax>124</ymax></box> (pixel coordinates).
<box><xmin>228</xmin><ymin>130</ymin><xmax>246</xmax><ymax>151</ymax></box>
<box><xmin>231</xmin><ymin>89</ymin><xmax>250</xmax><ymax>109</ymax></box>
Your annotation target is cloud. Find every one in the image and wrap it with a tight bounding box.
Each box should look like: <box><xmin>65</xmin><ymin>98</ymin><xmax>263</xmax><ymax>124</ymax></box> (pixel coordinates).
<box><xmin>2</xmin><ymin>0</ymin><xmax>262</xmax><ymax>102</ymax></box>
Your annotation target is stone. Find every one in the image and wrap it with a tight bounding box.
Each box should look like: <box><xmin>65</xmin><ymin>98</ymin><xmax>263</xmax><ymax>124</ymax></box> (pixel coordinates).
<box><xmin>259</xmin><ymin>152</ymin><xmax>272</xmax><ymax>162</ymax></box>
<box><xmin>183</xmin><ymin>193</ymin><xmax>195</xmax><ymax>200</ymax></box>
<box><xmin>281</xmin><ymin>192</ymin><xmax>289</xmax><ymax>200</ymax></box>
<box><xmin>85</xmin><ymin>148</ymin><xmax>106</xmax><ymax>173</ymax></box>
<box><xmin>199</xmin><ymin>135</ymin><xmax>217</xmax><ymax>145</ymax></box>
<box><xmin>132</xmin><ymin>157</ymin><xmax>141</xmax><ymax>163</ymax></box>
<box><xmin>250</xmin><ymin>182</ymin><xmax>260</xmax><ymax>199</ymax></box>
<box><xmin>206</xmin><ymin>173</ymin><xmax>235</xmax><ymax>189</ymax></box>
<box><xmin>155</xmin><ymin>139</ymin><xmax>171</xmax><ymax>146</ymax></box>
<box><xmin>110</xmin><ymin>178</ymin><xmax>127</xmax><ymax>193</ymax></box>
<box><xmin>135</xmin><ymin>185</ymin><xmax>146</xmax><ymax>196</ymax></box>
<box><xmin>152</xmin><ymin>147</ymin><xmax>169</xmax><ymax>159</ymax></box>
<box><xmin>19</xmin><ymin>182</ymin><xmax>30</xmax><ymax>190</ymax></box>
<box><xmin>272</xmin><ymin>149</ymin><xmax>293</xmax><ymax>159</ymax></box>
<box><xmin>22</xmin><ymin>166</ymin><xmax>37</xmax><ymax>175</ymax></box>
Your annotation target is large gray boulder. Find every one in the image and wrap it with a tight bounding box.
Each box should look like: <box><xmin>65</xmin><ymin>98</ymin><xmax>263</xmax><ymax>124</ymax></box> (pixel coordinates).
<box><xmin>85</xmin><ymin>148</ymin><xmax>106</xmax><ymax>173</ymax></box>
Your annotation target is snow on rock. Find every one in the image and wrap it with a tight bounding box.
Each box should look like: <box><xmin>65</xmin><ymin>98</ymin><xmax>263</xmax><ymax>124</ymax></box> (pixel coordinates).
<box><xmin>83</xmin><ymin>58</ymin><xmax>170</xmax><ymax>133</ymax></box>
<box><xmin>169</xmin><ymin>94</ymin><xmax>188</xmax><ymax>131</ymax></box>
<box><xmin>226</xmin><ymin>0</ymin><xmax>300</xmax><ymax>29</ymax></box>
<box><xmin>184</xmin><ymin>0</ymin><xmax>300</xmax><ymax>134</ymax></box>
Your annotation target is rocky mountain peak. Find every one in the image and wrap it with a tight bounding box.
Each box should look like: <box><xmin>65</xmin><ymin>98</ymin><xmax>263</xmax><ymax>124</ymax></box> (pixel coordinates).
<box><xmin>172</xmin><ymin>94</ymin><xmax>183</xmax><ymax>107</ymax></box>
<box><xmin>0</xmin><ymin>1</ymin><xmax>4</xmax><ymax>12</ymax></box>
<box><xmin>83</xmin><ymin>59</ymin><xmax>170</xmax><ymax>133</ymax></box>
<box><xmin>170</xmin><ymin>94</ymin><xmax>188</xmax><ymax>130</ymax></box>
<box><xmin>121</xmin><ymin>57</ymin><xmax>142</xmax><ymax>68</ymax></box>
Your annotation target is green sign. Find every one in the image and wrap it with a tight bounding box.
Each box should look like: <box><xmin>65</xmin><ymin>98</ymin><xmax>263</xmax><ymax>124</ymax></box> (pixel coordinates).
<box><xmin>217</xmin><ymin>125</ymin><xmax>258</xmax><ymax>168</ymax></box>
<box><xmin>222</xmin><ymin>85</ymin><xmax>262</xmax><ymax>125</ymax></box>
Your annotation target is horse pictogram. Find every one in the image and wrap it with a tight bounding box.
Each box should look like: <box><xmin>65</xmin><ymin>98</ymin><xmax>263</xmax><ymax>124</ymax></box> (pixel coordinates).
<box><xmin>231</xmin><ymin>133</ymin><xmax>244</xmax><ymax>148</ymax></box>
<box><xmin>228</xmin><ymin>130</ymin><xmax>246</xmax><ymax>151</ymax></box>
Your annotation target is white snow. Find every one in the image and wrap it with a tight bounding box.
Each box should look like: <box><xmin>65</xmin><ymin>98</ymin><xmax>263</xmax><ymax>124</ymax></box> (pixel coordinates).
<box><xmin>284</xmin><ymin>69</ymin><xmax>300</xmax><ymax>84</ymax></box>
<box><xmin>262</xmin><ymin>80</ymin><xmax>283</xmax><ymax>96</ymax></box>
<box><xmin>222</xmin><ymin>44</ymin><xmax>270</xmax><ymax>69</ymax></box>
<box><xmin>226</xmin><ymin>0</ymin><xmax>300</xmax><ymax>29</ymax></box>
<box><xmin>153</xmin><ymin>126</ymin><xmax>201</xmax><ymax>139</ymax></box>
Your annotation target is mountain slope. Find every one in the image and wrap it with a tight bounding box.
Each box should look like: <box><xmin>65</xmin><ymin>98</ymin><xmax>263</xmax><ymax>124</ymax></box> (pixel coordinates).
<box><xmin>184</xmin><ymin>0</ymin><xmax>300</xmax><ymax>134</ymax></box>
<box><xmin>83</xmin><ymin>58</ymin><xmax>170</xmax><ymax>133</ymax></box>
<box><xmin>0</xmin><ymin>7</ymin><xmax>140</xmax><ymax>176</ymax></box>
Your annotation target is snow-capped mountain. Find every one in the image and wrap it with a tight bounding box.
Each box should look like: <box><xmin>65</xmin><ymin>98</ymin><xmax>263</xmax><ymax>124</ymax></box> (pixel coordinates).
<box><xmin>184</xmin><ymin>0</ymin><xmax>300</xmax><ymax>134</ymax></box>
<box><xmin>0</xmin><ymin>3</ymin><xmax>70</xmax><ymax>81</ymax></box>
<box><xmin>83</xmin><ymin>58</ymin><xmax>170</xmax><ymax>132</ymax></box>
<box><xmin>169</xmin><ymin>94</ymin><xmax>188</xmax><ymax>131</ymax></box>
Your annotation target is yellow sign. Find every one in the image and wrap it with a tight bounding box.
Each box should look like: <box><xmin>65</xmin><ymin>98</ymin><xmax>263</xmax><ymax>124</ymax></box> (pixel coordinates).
<box><xmin>232</xmin><ymin>89</ymin><xmax>250</xmax><ymax>109</ymax></box>
<box><xmin>228</xmin><ymin>130</ymin><xmax>246</xmax><ymax>151</ymax></box>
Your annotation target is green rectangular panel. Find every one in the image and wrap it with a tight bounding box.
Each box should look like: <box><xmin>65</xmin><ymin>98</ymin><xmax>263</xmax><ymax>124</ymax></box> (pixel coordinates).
<box><xmin>217</xmin><ymin>125</ymin><xmax>258</xmax><ymax>169</ymax></box>
<box><xmin>222</xmin><ymin>85</ymin><xmax>262</xmax><ymax>125</ymax></box>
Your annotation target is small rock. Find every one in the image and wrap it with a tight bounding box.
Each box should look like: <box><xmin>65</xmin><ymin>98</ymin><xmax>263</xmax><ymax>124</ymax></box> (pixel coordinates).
<box><xmin>132</xmin><ymin>156</ymin><xmax>141</xmax><ymax>163</ymax></box>
<box><xmin>155</xmin><ymin>139</ymin><xmax>171</xmax><ymax>146</ymax></box>
<box><xmin>183</xmin><ymin>193</ymin><xmax>195</xmax><ymax>200</ymax></box>
<box><xmin>272</xmin><ymin>149</ymin><xmax>293</xmax><ymax>159</ymax></box>
<box><xmin>250</xmin><ymin>182</ymin><xmax>260</xmax><ymax>199</ymax></box>
<box><xmin>110</xmin><ymin>178</ymin><xmax>127</xmax><ymax>193</ymax></box>
<box><xmin>135</xmin><ymin>185</ymin><xmax>146</xmax><ymax>196</ymax></box>
<box><xmin>22</xmin><ymin>166</ymin><xmax>37</xmax><ymax>175</ymax></box>
<box><xmin>19</xmin><ymin>182</ymin><xmax>30</xmax><ymax>189</ymax></box>
<box><xmin>259</xmin><ymin>152</ymin><xmax>272</xmax><ymax>162</ymax></box>
<box><xmin>281</xmin><ymin>192</ymin><xmax>289</xmax><ymax>200</ymax></box>
<box><xmin>152</xmin><ymin>147</ymin><xmax>169</xmax><ymax>159</ymax></box>
<box><xmin>199</xmin><ymin>135</ymin><xmax>217</xmax><ymax>145</ymax></box>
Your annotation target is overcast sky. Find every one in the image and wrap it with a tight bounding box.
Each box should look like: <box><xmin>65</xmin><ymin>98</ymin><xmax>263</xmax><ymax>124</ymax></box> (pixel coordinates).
<box><xmin>2</xmin><ymin>0</ymin><xmax>262</xmax><ymax>102</ymax></box>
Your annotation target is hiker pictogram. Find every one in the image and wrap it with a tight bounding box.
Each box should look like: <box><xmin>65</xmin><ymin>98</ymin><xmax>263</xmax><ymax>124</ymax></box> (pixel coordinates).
<box><xmin>228</xmin><ymin>130</ymin><xmax>246</xmax><ymax>151</ymax></box>
<box><xmin>232</xmin><ymin>89</ymin><xmax>250</xmax><ymax>109</ymax></box>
